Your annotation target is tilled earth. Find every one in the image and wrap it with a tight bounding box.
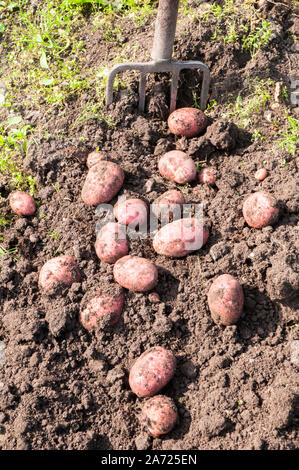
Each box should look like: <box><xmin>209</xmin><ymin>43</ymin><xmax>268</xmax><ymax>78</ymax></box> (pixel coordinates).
<box><xmin>0</xmin><ymin>0</ymin><xmax>298</xmax><ymax>450</ymax></box>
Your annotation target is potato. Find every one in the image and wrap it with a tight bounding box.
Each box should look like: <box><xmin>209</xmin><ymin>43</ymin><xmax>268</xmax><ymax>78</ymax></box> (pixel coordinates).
<box><xmin>39</xmin><ymin>256</ymin><xmax>81</xmax><ymax>292</ymax></box>
<box><xmin>80</xmin><ymin>287</ymin><xmax>125</xmax><ymax>330</ymax></box>
<box><xmin>81</xmin><ymin>161</ymin><xmax>124</xmax><ymax>205</ymax></box>
<box><xmin>158</xmin><ymin>151</ymin><xmax>196</xmax><ymax>184</ymax></box>
<box><xmin>87</xmin><ymin>151</ymin><xmax>107</xmax><ymax>169</ymax></box>
<box><xmin>95</xmin><ymin>222</ymin><xmax>128</xmax><ymax>264</ymax></box>
<box><xmin>129</xmin><ymin>346</ymin><xmax>176</xmax><ymax>397</ymax></box>
<box><xmin>198</xmin><ymin>167</ymin><xmax>216</xmax><ymax>185</ymax></box>
<box><xmin>113</xmin><ymin>255</ymin><xmax>158</xmax><ymax>292</ymax></box>
<box><xmin>168</xmin><ymin>107</ymin><xmax>208</xmax><ymax>138</ymax></box>
<box><xmin>114</xmin><ymin>198</ymin><xmax>148</xmax><ymax>226</ymax></box>
<box><xmin>140</xmin><ymin>395</ymin><xmax>178</xmax><ymax>437</ymax></box>
<box><xmin>242</xmin><ymin>191</ymin><xmax>279</xmax><ymax>228</ymax></box>
<box><xmin>152</xmin><ymin>190</ymin><xmax>185</xmax><ymax>221</ymax></box>
<box><xmin>9</xmin><ymin>191</ymin><xmax>36</xmax><ymax>216</ymax></box>
<box><xmin>255</xmin><ymin>168</ymin><xmax>268</xmax><ymax>181</ymax></box>
<box><xmin>153</xmin><ymin>217</ymin><xmax>209</xmax><ymax>257</ymax></box>
<box><xmin>208</xmin><ymin>274</ymin><xmax>244</xmax><ymax>325</ymax></box>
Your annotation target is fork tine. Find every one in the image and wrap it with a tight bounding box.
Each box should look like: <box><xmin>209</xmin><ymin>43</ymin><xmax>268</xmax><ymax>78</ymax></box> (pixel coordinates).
<box><xmin>170</xmin><ymin>70</ymin><xmax>180</xmax><ymax>114</ymax></box>
<box><xmin>138</xmin><ymin>72</ymin><xmax>147</xmax><ymax>113</ymax></box>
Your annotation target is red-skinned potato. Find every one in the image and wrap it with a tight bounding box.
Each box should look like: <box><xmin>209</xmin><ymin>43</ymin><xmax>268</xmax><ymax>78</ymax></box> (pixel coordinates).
<box><xmin>95</xmin><ymin>222</ymin><xmax>128</xmax><ymax>264</ymax></box>
<box><xmin>81</xmin><ymin>161</ymin><xmax>124</xmax><ymax>205</ymax></box>
<box><xmin>87</xmin><ymin>151</ymin><xmax>107</xmax><ymax>169</ymax></box>
<box><xmin>198</xmin><ymin>167</ymin><xmax>216</xmax><ymax>185</ymax></box>
<box><xmin>158</xmin><ymin>151</ymin><xmax>196</xmax><ymax>184</ymax></box>
<box><xmin>208</xmin><ymin>274</ymin><xmax>244</xmax><ymax>325</ymax></box>
<box><xmin>242</xmin><ymin>191</ymin><xmax>279</xmax><ymax>228</ymax></box>
<box><xmin>80</xmin><ymin>287</ymin><xmax>125</xmax><ymax>330</ymax></box>
<box><xmin>153</xmin><ymin>217</ymin><xmax>209</xmax><ymax>257</ymax></box>
<box><xmin>141</xmin><ymin>395</ymin><xmax>178</xmax><ymax>437</ymax></box>
<box><xmin>152</xmin><ymin>190</ymin><xmax>185</xmax><ymax>221</ymax></box>
<box><xmin>129</xmin><ymin>346</ymin><xmax>176</xmax><ymax>397</ymax></box>
<box><xmin>254</xmin><ymin>168</ymin><xmax>268</xmax><ymax>181</ymax></box>
<box><xmin>113</xmin><ymin>255</ymin><xmax>158</xmax><ymax>292</ymax></box>
<box><xmin>114</xmin><ymin>198</ymin><xmax>148</xmax><ymax>226</ymax></box>
<box><xmin>9</xmin><ymin>191</ymin><xmax>36</xmax><ymax>216</ymax></box>
<box><xmin>168</xmin><ymin>107</ymin><xmax>208</xmax><ymax>138</ymax></box>
<box><xmin>39</xmin><ymin>256</ymin><xmax>81</xmax><ymax>292</ymax></box>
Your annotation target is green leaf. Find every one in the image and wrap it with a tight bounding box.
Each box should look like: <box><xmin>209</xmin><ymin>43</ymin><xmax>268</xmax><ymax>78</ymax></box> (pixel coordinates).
<box><xmin>40</xmin><ymin>50</ymin><xmax>49</xmax><ymax>69</ymax></box>
<box><xmin>6</xmin><ymin>116</ymin><xmax>22</xmax><ymax>127</ymax></box>
<box><xmin>0</xmin><ymin>23</ymin><xmax>5</xmax><ymax>34</ymax></box>
<box><xmin>41</xmin><ymin>77</ymin><xmax>54</xmax><ymax>86</ymax></box>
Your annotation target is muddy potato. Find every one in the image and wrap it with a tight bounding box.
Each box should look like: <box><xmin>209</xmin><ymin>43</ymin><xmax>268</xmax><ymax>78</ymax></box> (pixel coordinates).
<box><xmin>95</xmin><ymin>222</ymin><xmax>128</xmax><ymax>264</ymax></box>
<box><xmin>208</xmin><ymin>274</ymin><xmax>244</xmax><ymax>325</ymax></box>
<box><xmin>81</xmin><ymin>161</ymin><xmax>124</xmax><ymax>205</ymax></box>
<box><xmin>9</xmin><ymin>191</ymin><xmax>36</xmax><ymax>216</ymax></box>
<box><xmin>113</xmin><ymin>255</ymin><xmax>158</xmax><ymax>292</ymax></box>
<box><xmin>80</xmin><ymin>288</ymin><xmax>125</xmax><ymax>330</ymax></box>
<box><xmin>152</xmin><ymin>190</ymin><xmax>185</xmax><ymax>221</ymax></box>
<box><xmin>129</xmin><ymin>346</ymin><xmax>176</xmax><ymax>397</ymax></box>
<box><xmin>39</xmin><ymin>256</ymin><xmax>81</xmax><ymax>292</ymax></box>
<box><xmin>114</xmin><ymin>198</ymin><xmax>148</xmax><ymax>226</ymax></box>
<box><xmin>153</xmin><ymin>217</ymin><xmax>209</xmax><ymax>257</ymax></box>
<box><xmin>141</xmin><ymin>395</ymin><xmax>178</xmax><ymax>437</ymax></box>
<box><xmin>198</xmin><ymin>167</ymin><xmax>216</xmax><ymax>185</ymax></box>
<box><xmin>168</xmin><ymin>107</ymin><xmax>208</xmax><ymax>138</ymax></box>
<box><xmin>86</xmin><ymin>151</ymin><xmax>107</xmax><ymax>168</ymax></box>
<box><xmin>158</xmin><ymin>151</ymin><xmax>196</xmax><ymax>184</ymax></box>
<box><xmin>242</xmin><ymin>191</ymin><xmax>279</xmax><ymax>228</ymax></box>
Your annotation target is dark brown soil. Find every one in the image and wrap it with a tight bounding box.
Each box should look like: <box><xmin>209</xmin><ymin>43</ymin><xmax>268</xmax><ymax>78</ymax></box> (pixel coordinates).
<box><xmin>0</xmin><ymin>1</ymin><xmax>298</xmax><ymax>450</ymax></box>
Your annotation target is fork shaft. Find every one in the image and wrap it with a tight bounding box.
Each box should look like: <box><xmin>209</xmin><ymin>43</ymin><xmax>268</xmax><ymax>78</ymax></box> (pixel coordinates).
<box><xmin>151</xmin><ymin>0</ymin><xmax>179</xmax><ymax>62</ymax></box>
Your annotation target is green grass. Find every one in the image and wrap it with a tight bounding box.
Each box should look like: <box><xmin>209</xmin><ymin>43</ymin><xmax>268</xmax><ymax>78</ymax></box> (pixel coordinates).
<box><xmin>277</xmin><ymin>113</ymin><xmax>299</xmax><ymax>156</ymax></box>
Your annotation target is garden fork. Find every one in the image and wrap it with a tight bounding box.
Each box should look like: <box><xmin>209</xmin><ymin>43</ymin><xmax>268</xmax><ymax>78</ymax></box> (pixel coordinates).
<box><xmin>106</xmin><ymin>0</ymin><xmax>210</xmax><ymax>113</ymax></box>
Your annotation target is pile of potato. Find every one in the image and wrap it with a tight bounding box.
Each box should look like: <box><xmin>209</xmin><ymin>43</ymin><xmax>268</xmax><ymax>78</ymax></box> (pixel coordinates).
<box><xmin>9</xmin><ymin>107</ymin><xmax>281</xmax><ymax>438</ymax></box>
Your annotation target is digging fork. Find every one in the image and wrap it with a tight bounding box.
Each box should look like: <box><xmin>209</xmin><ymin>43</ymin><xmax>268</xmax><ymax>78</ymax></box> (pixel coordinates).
<box><xmin>106</xmin><ymin>0</ymin><xmax>210</xmax><ymax>113</ymax></box>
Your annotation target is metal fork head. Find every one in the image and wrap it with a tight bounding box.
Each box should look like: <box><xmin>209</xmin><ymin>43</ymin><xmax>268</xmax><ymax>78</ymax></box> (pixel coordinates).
<box><xmin>106</xmin><ymin>60</ymin><xmax>210</xmax><ymax>114</ymax></box>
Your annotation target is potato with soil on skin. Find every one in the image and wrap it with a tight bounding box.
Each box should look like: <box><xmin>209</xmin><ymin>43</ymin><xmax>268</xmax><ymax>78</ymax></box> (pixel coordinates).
<box><xmin>129</xmin><ymin>346</ymin><xmax>176</xmax><ymax>397</ymax></box>
<box><xmin>208</xmin><ymin>274</ymin><xmax>244</xmax><ymax>326</ymax></box>
<box><xmin>198</xmin><ymin>167</ymin><xmax>216</xmax><ymax>185</ymax></box>
<box><xmin>242</xmin><ymin>191</ymin><xmax>279</xmax><ymax>229</ymax></box>
<box><xmin>255</xmin><ymin>168</ymin><xmax>268</xmax><ymax>181</ymax></box>
<box><xmin>86</xmin><ymin>150</ymin><xmax>107</xmax><ymax>168</ymax></box>
<box><xmin>153</xmin><ymin>217</ymin><xmax>209</xmax><ymax>258</ymax></box>
<box><xmin>95</xmin><ymin>222</ymin><xmax>128</xmax><ymax>264</ymax></box>
<box><xmin>158</xmin><ymin>150</ymin><xmax>196</xmax><ymax>184</ymax></box>
<box><xmin>113</xmin><ymin>255</ymin><xmax>158</xmax><ymax>292</ymax></box>
<box><xmin>80</xmin><ymin>287</ymin><xmax>125</xmax><ymax>330</ymax></box>
<box><xmin>81</xmin><ymin>161</ymin><xmax>124</xmax><ymax>205</ymax></box>
<box><xmin>152</xmin><ymin>190</ymin><xmax>185</xmax><ymax>221</ymax></box>
<box><xmin>39</xmin><ymin>256</ymin><xmax>81</xmax><ymax>292</ymax></box>
<box><xmin>168</xmin><ymin>107</ymin><xmax>208</xmax><ymax>138</ymax></box>
<box><xmin>114</xmin><ymin>198</ymin><xmax>148</xmax><ymax>226</ymax></box>
<box><xmin>9</xmin><ymin>191</ymin><xmax>36</xmax><ymax>216</ymax></box>
<box><xmin>140</xmin><ymin>395</ymin><xmax>178</xmax><ymax>437</ymax></box>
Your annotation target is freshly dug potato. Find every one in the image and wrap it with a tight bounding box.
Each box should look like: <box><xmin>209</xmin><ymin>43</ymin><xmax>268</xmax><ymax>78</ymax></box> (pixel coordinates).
<box><xmin>208</xmin><ymin>274</ymin><xmax>244</xmax><ymax>325</ymax></box>
<box><xmin>152</xmin><ymin>190</ymin><xmax>185</xmax><ymax>221</ymax></box>
<box><xmin>129</xmin><ymin>346</ymin><xmax>176</xmax><ymax>397</ymax></box>
<box><xmin>255</xmin><ymin>168</ymin><xmax>268</xmax><ymax>181</ymax></box>
<box><xmin>153</xmin><ymin>218</ymin><xmax>209</xmax><ymax>257</ymax></box>
<box><xmin>242</xmin><ymin>191</ymin><xmax>279</xmax><ymax>228</ymax></box>
<box><xmin>198</xmin><ymin>167</ymin><xmax>216</xmax><ymax>185</ymax></box>
<box><xmin>158</xmin><ymin>151</ymin><xmax>196</xmax><ymax>184</ymax></box>
<box><xmin>80</xmin><ymin>287</ymin><xmax>125</xmax><ymax>330</ymax></box>
<box><xmin>39</xmin><ymin>256</ymin><xmax>81</xmax><ymax>292</ymax></box>
<box><xmin>87</xmin><ymin>151</ymin><xmax>107</xmax><ymax>168</ymax></box>
<box><xmin>113</xmin><ymin>255</ymin><xmax>158</xmax><ymax>292</ymax></box>
<box><xmin>9</xmin><ymin>191</ymin><xmax>36</xmax><ymax>216</ymax></box>
<box><xmin>168</xmin><ymin>107</ymin><xmax>208</xmax><ymax>138</ymax></box>
<box><xmin>81</xmin><ymin>161</ymin><xmax>124</xmax><ymax>205</ymax></box>
<box><xmin>140</xmin><ymin>395</ymin><xmax>178</xmax><ymax>437</ymax></box>
<box><xmin>95</xmin><ymin>222</ymin><xmax>128</xmax><ymax>264</ymax></box>
<box><xmin>114</xmin><ymin>198</ymin><xmax>148</xmax><ymax>226</ymax></box>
